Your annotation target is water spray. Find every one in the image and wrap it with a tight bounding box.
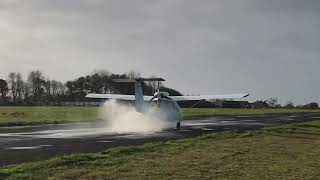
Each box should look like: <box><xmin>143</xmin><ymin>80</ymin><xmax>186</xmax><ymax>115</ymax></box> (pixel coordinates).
<box><xmin>99</xmin><ymin>100</ymin><xmax>173</xmax><ymax>133</ymax></box>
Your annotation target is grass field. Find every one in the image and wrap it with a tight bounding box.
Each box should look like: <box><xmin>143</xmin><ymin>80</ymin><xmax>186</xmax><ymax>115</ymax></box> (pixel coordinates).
<box><xmin>0</xmin><ymin>106</ymin><xmax>99</xmax><ymax>126</ymax></box>
<box><xmin>183</xmin><ymin>107</ymin><xmax>320</xmax><ymax>118</ymax></box>
<box><xmin>0</xmin><ymin>106</ymin><xmax>320</xmax><ymax>126</ymax></box>
<box><xmin>1</xmin><ymin>119</ymin><xmax>320</xmax><ymax>179</ymax></box>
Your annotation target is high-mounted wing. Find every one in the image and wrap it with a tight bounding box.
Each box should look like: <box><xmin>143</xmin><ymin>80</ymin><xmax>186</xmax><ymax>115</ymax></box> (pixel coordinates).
<box><xmin>85</xmin><ymin>93</ymin><xmax>154</xmax><ymax>101</ymax></box>
<box><xmin>170</xmin><ymin>94</ymin><xmax>249</xmax><ymax>101</ymax></box>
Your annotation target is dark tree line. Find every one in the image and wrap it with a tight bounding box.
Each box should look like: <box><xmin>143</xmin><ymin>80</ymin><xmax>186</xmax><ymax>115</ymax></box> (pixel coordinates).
<box><xmin>0</xmin><ymin>70</ymin><xmax>182</xmax><ymax>105</ymax></box>
<box><xmin>2</xmin><ymin>70</ymin><xmax>317</xmax><ymax>108</ymax></box>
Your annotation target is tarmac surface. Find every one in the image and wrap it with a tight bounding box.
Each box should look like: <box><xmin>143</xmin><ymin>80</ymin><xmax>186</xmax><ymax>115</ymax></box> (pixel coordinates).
<box><xmin>1</xmin><ymin>113</ymin><xmax>320</xmax><ymax>166</ymax></box>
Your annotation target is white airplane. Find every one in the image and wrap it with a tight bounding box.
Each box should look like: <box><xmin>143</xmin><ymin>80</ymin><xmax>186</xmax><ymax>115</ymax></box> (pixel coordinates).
<box><xmin>86</xmin><ymin>78</ymin><xmax>249</xmax><ymax>129</ymax></box>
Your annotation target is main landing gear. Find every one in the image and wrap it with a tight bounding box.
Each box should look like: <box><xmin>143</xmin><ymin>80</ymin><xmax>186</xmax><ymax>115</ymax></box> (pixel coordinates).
<box><xmin>176</xmin><ymin>121</ymin><xmax>181</xmax><ymax>130</ymax></box>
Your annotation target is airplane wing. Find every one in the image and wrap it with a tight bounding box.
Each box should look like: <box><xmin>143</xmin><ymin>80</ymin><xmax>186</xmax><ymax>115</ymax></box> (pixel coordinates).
<box><xmin>85</xmin><ymin>93</ymin><xmax>154</xmax><ymax>101</ymax></box>
<box><xmin>170</xmin><ymin>94</ymin><xmax>249</xmax><ymax>101</ymax></box>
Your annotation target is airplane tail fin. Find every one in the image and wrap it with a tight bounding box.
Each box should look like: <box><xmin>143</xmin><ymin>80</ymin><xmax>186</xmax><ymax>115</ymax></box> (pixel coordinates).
<box><xmin>134</xmin><ymin>81</ymin><xmax>144</xmax><ymax>112</ymax></box>
<box><xmin>112</xmin><ymin>78</ymin><xmax>165</xmax><ymax>113</ymax></box>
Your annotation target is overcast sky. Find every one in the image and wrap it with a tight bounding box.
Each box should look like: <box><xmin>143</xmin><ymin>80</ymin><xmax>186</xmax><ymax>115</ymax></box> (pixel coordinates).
<box><xmin>0</xmin><ymin>0</ymin><xmax>319</xmax><ymax>104</ymax></box>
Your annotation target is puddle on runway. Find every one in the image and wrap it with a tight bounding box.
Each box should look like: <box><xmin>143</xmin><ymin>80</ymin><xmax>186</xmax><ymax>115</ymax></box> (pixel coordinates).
<box><xmin>31</xmin><ymin>128</ymin><xmax>115</xmax><ymax>138</ymax></box>
<box><xmin>201</xmin><ymin>128</ymin><xmax>215</xmax><ymax>131</ymax></box>
<box><xmin>184</xmin><ymin>123</ymin><xmax>217</xmax><ymax>126</ymax></box>
<box><xmin>0</xmin><ymin>128</ymin><xmax>116</xmax><ymax>139</ymax></box>
<box><xmin>310</xmin><ymin>117</ymin><xmax>320</xmax><ymax>119</ymax></box>
<box><xmin>97</xmin><ymin>140</ymin><xmax>115</xmax><ymax>143</ymax></box>
<box><xmin>7</xmin><ymin>145</ymin><xmax>53</xmax><ymax>150</ymax></box>
<box><xmin>0</xmin><ymin>126</ymin><xmax>165</xmax><ymax>140</ymax></box>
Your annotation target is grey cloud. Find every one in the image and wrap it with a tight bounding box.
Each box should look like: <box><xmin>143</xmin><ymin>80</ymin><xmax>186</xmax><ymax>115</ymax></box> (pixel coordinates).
<box><xmin>0</xmin><ymin>0</ymin><xmax>319</xmax><ymax>104</ymax></box>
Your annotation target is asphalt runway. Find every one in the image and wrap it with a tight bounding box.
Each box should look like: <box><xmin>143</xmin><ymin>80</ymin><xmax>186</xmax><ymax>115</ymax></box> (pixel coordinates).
<box><xmin>1</xmin><ymin>113</ymin><xmax>320</xmax><ymax>166</ymax></box>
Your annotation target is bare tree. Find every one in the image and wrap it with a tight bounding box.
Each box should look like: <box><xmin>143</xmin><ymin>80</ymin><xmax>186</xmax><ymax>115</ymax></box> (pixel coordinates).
<box><xmin>57</xmin><ymin>82</ymin><xmax>65</xmax><ymax>94</ymax></box>
<box><xmin>23</xmin><ymin>82</ymin><xmax>31</xmax><ymax>103</ymax></box>
<box><xmin>75</xmin><ymin>77</ymin><xmax>87</xmax><ymax>100</ymax></box>
<box><xmin>51</xmin><ymin>80</ymin><xmax>65</xmax><ymax>103</ymax></box>
<box><xmin>126</xmin><ymin>70</ymin><xmax>141</xmax><ymax>79</ymax></box>
<box><xmin>56</xmin><ymin>82</ymin><xmax>65</xmax><ymax>95</ymax></box>
<box><xmin>44</xmin><ymin>79</ymin><xmax>52</xmax><ymax>103</ymax></box>
<box><xmin>93</xmin><ymin>69</ymin><xmax>111</xmax><ymax>77</ymax></box>
<box><xmin>28</xmin><ymin>70</ymin><xmax>45</xmax><ymax>103</ymax></box>
<box><xmin>51</xmin><ymin>80</ymin><xmax>59</xmax><ymax>98</ymax></box>
<box><xmin>0</xmin><ymin>79</ymin><xmax>9</xmax><ymax>102</ymax></box>
<box><xmin>16</xmin><ymin>73</ymin><xmax>24</xmax><ymax>102</ymax></box>
<box><xmin>8</xmin><ymin>72</ymin><xmax>17</xmax><ymax>102</ymax></box>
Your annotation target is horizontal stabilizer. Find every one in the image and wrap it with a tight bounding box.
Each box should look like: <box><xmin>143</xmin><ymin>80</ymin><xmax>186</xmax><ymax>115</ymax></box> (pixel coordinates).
<box><xmin>138</xmin><ymin>78</ymin><xmax>165</xmax><ymax>82</ymax></box>
<box><xmin>112</xmin><ymin>78</ymin><xmax>165</xmax><ymax>83</ymax></box>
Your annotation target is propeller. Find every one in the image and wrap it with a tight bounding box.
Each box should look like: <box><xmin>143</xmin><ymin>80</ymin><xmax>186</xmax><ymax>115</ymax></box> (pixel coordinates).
<box><xmin>149</xmin><ymin>92</ymin><xmax>172</xmax><ymax>102</ymax></box>
<box><xmin>149</xmin><ymin>80</ymin><xmax>161</xmax><ymax>102</ymax></box>
<box><xmin>149</xmin><ymin>93</ymin><xmax>158</xmax><ymax>102</ymax></box>
<box><xmin>148</xmin><ymin>80</ymin><xmax>172</xmax><ymax>102</ymax></box>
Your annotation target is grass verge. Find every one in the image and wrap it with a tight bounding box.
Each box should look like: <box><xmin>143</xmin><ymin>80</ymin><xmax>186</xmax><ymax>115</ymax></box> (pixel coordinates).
<box><xmin>0</xmin><ymin>106</ymin><xmax>99</xmax><ymax>126</ymax></box>
<box><xmin>182</xmin><ymin>108</ymin><xmax>320</xmax><ymax>118</ymax></box>
<box><xmin>0</xmin><ymin>106</ymin><xmax>320</xmax><ymax>126</ymax></box>
<box><xmin>1</xmin><ymin>120</ymin><xmax>320</xmax><ymax>179</ymax></box>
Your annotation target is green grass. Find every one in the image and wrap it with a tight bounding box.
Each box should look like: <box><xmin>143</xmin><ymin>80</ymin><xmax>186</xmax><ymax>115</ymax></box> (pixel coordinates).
<box><xmin>0</xmin><ymin>106</ymin><xmax>99</xmax><ymax>126</ymax></box>
<box><xmin>182</xmin><ymin>108</ymin><xmax>320</xmax><ymax>118</ymax></box>
<box><xmin>2</xmin><ymin>120</ymin><xmax>320</xmax><ymax>179</ymax></box>
<box><xmin>0</xmin><ymin>106</ymin><xmax>320</xmax><ymax>126</ymax></box>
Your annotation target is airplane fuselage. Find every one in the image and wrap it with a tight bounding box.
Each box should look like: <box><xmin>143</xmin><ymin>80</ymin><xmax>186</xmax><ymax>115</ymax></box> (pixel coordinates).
<box><xmin>154</xmin><ymin>98</ymin><xmax>183</xmax><ymax>127</ymax></box>
<box><xmin>132</xmin><ymin>81</ymin><xmax>181</xmax><ymax>128</ymax></box>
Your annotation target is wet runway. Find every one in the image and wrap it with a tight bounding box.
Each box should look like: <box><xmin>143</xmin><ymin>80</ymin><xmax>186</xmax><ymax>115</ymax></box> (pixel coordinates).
<box><xmin>1</xmin><ymin>113</ymin><xmax>320</xmax><ymax>166</ymax></box>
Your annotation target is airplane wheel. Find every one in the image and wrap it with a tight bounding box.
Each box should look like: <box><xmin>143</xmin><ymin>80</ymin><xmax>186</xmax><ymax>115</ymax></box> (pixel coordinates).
<box><xmin>176</xmin><ymin>122</ymin><xmax>181</xmax><ymax>130</ymax></box>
